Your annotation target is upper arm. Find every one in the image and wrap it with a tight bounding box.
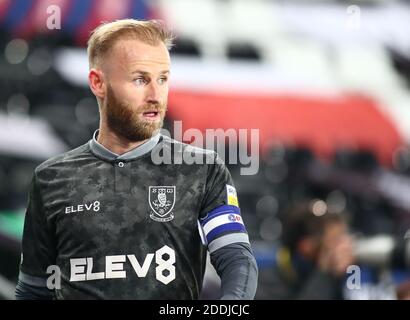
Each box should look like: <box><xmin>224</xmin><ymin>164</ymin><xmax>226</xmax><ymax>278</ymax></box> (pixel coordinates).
<box><xmin>20</xmin><ymin>172</ymin><xmax>57</xmax><ymax>281</ymax></box>
<box><xmin>198</xmin><ymin>154</ymin><xmax>250</xmax><ymax>254</ymax></box>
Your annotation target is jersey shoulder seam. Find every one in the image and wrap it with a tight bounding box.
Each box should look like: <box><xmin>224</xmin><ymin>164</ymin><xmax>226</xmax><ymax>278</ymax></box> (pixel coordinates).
<box><xmin>35</xmin><ymin>142</ymin><xmax>91</xmax><ymax>173</ymax></box>
<box><xmin>160</xmin><ymin>135</ymin><xmax>218</xmax><ymax>157</ymax></box>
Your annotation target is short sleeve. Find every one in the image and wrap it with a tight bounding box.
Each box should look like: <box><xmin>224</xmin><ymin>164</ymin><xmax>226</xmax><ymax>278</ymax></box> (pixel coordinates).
<box><xmin>20</xmin><ymin>172</ymin><xmax>57</xmax><ymax>280</ymax></box>
<box><xmin>198</xmin><ymin>154</ymin><xmax>250</xmax><ymax>253</ymax></box>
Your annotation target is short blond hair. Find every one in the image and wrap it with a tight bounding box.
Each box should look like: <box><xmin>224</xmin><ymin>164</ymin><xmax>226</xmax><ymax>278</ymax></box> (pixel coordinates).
<box><xmin>87</xmin><ymin>19</ymin><xmax>174</xmax><ymax>68</ymax></box>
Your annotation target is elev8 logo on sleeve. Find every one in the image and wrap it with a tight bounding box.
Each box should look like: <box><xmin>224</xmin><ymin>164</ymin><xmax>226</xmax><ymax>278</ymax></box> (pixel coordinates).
<box><xmin>69</xmin><ymin>245</ymin><xmax>176</xmax><ymax>285</ymax></box>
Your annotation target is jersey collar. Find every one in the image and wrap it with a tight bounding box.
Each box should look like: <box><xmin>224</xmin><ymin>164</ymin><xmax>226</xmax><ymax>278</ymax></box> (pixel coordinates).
<box><xmin>89</xmin><ymin>130</ymin><xmax>160</xmax><ymax>161</ymax></box>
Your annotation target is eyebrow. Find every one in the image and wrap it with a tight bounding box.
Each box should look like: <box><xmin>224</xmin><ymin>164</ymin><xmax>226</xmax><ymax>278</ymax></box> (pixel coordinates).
<box><xmin>131</xmin><ymin>70</ymin><xmax>170</xmax><ymax>75</ymax></box>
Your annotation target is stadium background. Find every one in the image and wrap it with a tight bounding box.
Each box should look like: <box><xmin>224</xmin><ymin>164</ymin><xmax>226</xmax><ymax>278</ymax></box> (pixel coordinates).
<box><xmin>1</xmin><ymin>0</ymin><xmax>410</xmax><ymax>299</ymax></box>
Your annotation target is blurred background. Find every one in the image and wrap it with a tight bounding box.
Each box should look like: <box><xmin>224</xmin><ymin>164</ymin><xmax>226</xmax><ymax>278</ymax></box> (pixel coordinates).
<box><xmin>2</xmin><ymin>0</ymin><xmax>410</xmax><ymax>300</ymax></box>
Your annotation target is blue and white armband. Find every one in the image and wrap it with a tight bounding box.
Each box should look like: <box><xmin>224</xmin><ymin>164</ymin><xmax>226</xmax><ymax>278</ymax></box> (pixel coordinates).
<box><xmin>198</xmin><ymin>205</ymin><xmax>250</xmax><ymax>253</ymax></box>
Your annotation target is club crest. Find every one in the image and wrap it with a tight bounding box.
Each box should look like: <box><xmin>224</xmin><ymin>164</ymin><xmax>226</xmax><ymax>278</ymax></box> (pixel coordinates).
<box><xmin>149</xmin><ymin>186</ymin><xmax>176</xmax><ymax>222</ymax></box>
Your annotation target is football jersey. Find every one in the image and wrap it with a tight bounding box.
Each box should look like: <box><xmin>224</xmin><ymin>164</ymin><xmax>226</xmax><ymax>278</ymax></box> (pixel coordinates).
<box><xmin>19</xmin><ymin>131</ymin><xmax>250</xmax><ymax>299</ymax></box>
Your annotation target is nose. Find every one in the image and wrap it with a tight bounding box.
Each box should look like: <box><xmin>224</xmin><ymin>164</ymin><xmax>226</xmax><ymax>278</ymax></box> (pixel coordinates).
<box><xmin>145</xmin><ymin>81</ymin><xmax>161</xmax><ymax>104</ymax></box>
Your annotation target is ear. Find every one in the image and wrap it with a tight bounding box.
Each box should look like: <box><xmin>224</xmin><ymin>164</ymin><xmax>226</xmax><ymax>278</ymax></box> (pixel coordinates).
<box><xmin>89</xmin><ymin>68</ymin><xmax>106</xmax><ymax>100</ymax></box>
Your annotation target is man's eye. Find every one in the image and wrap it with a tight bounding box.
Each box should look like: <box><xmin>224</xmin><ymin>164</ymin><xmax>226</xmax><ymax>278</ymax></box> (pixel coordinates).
<box><xmin>134</xmin><ymin>78</ymin><xmax>146</xmax><ymax>86</ymax></box>
<box><xmin>158</xmin><ymin>77</ymin><xmax>168</xmax><ymax>85</ymax></box>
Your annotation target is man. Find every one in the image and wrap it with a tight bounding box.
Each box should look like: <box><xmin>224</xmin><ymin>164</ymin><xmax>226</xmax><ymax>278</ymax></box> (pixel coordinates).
<box><xmin>256</xmin><ymin>201</ymin><xmax>354</xmax><ymax>300</ymax></box>
<box><xmin>15</xmin><ymin>19</ymin><xmax>258</xmax><ymax>299</ymax></box>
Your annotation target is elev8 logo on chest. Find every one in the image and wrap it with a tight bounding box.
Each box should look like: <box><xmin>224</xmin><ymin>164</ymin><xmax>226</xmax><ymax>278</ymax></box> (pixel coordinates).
<box><xmin>69</xmin><ymin>245</ymin><xmax>176</xmax><ymax>285</ymax></box>
<box><xmin>65</xmin><ymin>201</ymin><xmax>100</xmax><ymax>214</ymax></box>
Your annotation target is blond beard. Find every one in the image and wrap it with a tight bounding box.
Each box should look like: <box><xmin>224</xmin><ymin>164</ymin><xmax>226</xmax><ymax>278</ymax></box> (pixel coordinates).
<box><xmin>105</xmin><ymin>85</ymin><xmax>167</xmax><ymax>142</ymax></box>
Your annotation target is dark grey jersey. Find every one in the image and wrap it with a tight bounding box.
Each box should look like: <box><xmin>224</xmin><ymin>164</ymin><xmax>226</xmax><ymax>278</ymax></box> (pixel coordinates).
<box><xmin>19</xmin><ymin>132</ymin><xmax>250</xmax><ymax>299</ymax></box>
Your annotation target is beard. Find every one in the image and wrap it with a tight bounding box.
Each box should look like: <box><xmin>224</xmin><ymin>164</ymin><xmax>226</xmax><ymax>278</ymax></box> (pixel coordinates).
<box><xmin>104</xmin><ymin>84</ymin><xmax>167</xmax><ymax>142</ymax></box>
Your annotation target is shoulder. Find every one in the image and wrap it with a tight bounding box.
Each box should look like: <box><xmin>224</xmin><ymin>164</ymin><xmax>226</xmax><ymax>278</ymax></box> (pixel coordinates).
<box><xmin>34</xmin><ymin>142</ymin><xmax>91</xmax><ymax>176</ymax></box>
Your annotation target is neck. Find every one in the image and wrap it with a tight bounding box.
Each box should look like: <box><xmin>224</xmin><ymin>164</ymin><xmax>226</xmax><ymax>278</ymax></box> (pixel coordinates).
<box><xmin>97</xmin><ymin>122</ymin><xmax>149</xmax><ymax>155</ymax></box>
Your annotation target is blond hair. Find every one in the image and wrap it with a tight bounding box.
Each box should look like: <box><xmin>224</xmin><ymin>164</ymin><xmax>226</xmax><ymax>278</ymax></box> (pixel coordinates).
<box><xmin>87</xmin><ymin>19</ymin><xmax>174</xmax><ymax>68</ymax></box>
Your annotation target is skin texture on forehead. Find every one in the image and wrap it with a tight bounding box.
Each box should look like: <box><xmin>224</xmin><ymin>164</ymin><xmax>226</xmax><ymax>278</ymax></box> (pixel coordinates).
<box><xmin>102</xmin><ymin>39</ymin><xmax>171</xmax><ymax>78</ymax></box>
